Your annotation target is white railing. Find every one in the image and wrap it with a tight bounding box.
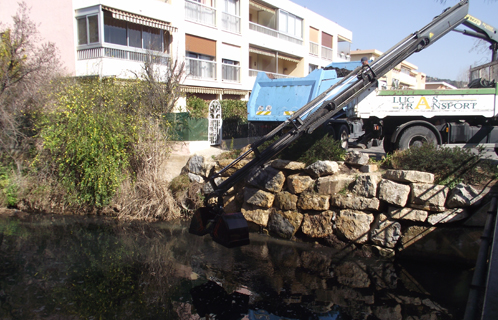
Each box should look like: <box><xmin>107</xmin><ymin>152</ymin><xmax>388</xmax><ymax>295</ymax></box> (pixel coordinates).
<box><xmin>186</xmin><ymin>57</ymin><xmax>216</xmax><ymax>80</ymax></box>
<box><xmin>222</xmin><ymin>12</ymin><xmax>241</xmax><ymax>34</ymax></box>
<box><xmin>185</xmin><ymin>0</ymin><xmax>216</xmax><ymax>27</ymax></box>
<box><xmin>321</xmin><ymin>46</ymin><xmax>333</xmax><ymax>61</ymax></box>
<box><xmin>249</xmin><ymin>69</ymin><xmax>292</xmax><ymax>79</ymax></box>
<box><xmin>222</xmin><ymin>64</ymin><xmax>240</xmax><ymax>82</ymax></box>
<box><xmin>77</xmin><ymin>46</ymin><xmax>169</xmax><ymax>65</ymax></box>
<box><xmin>309</xmin><ymin>42</ymin><xmax>319</xmax><ymax>56</ymax></box>
<box><xmin>249</xmin><ymin>22</ymin><xmax>304</xmax><ymax>45</ymax></box>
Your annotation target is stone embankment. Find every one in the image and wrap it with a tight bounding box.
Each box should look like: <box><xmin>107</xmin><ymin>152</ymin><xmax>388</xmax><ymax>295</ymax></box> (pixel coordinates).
<box><xmin>184</xmin><ymin>151</ymin><xmax>492</xmax><ymax>262</ymax></box>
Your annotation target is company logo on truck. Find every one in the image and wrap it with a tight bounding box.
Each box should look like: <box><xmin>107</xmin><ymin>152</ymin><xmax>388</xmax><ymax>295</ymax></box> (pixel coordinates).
<box><xmin>392</xmin><ymin>96</ymin><xmax>478</xmax><ymax>110</ymax></box>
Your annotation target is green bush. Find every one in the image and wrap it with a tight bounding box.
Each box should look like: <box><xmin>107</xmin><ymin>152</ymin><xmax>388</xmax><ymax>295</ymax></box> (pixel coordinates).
<box><xmin>38</xmin><ymin>80</ymin><xmax>135</xmax><ymax>207</ymax></box>
<box><xmin>220</xmin><ymin>99</ymin><xmax>247</xmax><ymax>121</ymax></box>
<box><xmin>186</xmin><ymin>96</ymin><xmax>208</xmax><ymax>119</ymax></box>
<box><xmin>386</xmin><ymin>143</ymin><xmax>496</xmax><ymax>186</ymax></box>
<box><xmin>257</xmin><ymin>127</ymin><xmax>346</xmax><ymax>165</ymax></box>
<box><xmin>0</xmin><ymin>166</ymin><xmax>18</xmax><ymax>207</ymax></box>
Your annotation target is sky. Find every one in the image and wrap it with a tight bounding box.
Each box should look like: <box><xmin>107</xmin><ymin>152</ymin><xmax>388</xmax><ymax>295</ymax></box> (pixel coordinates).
<box><xmin>290</xmin><ymin>0</ymin><xmax>498</xmax><ymax>80</ymax></box>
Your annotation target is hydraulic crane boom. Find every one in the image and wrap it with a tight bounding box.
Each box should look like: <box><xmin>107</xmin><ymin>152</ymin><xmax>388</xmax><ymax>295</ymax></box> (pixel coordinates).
<box><xmin>455</xmin><ymin>14</ymin><xmax>498</xmax><ymax>61</ymax></box>
<box><xmin>190</xmin><ymin>0</ymin><xmax>470</xmax><ymax>247</ymax></box>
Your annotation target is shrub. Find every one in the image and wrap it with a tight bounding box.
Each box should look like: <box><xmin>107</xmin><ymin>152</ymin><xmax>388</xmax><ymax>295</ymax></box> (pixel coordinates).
<box><xmin>386</xmin><ymin>143</ymin><xmax>496</xmax><ymax>186</ymax></box>
<box><xmin>220</xmin><ymin>100</ymin><xmax>247</xmax><ymax>121</ymax></box>
<box><xmin>0</xmin><ymin>166</ymin><xmax>18</xmax><ymax>207</ymax></box>
<box><xmin>186</xmin><ymin>96</ymin><xmax>208</xmax><ymax>119</ymax></box>
<box><xmin>38</xmin><ymin>79</ymin><xmax>135</xmax><ymax>207</ymax></box>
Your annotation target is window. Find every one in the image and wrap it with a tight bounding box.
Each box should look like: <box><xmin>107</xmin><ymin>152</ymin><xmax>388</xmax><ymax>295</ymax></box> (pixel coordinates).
<box><xmin>77</xmin><ymin>15</ymin><xmax>99</xmax><ymax>45</ymax></box>
<box><xmin>224</xmin><ymin>0</ymin><xmax>239</xmax><ymax>15</ymax></box>
<box><xmin>102</xmin><ymin>11</ymin><xmax>169</xmax><ymax>52</ymax></box>
<box><xmin>278</xmin><ymin>10</ymin><xmax>302</xmax><ymax>38</ymax></box>
<box><xmin>309</xmin><ymin>64</ymin><xmax>318</xmax><ymax>74</ymax></box>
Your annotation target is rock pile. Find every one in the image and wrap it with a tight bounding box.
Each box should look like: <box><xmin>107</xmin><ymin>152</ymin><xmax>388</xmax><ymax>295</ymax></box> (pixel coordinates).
<box><xmin>184</xmin><ymin>151</ymin><xmax>490</xmax><ymax>259</ymax></box>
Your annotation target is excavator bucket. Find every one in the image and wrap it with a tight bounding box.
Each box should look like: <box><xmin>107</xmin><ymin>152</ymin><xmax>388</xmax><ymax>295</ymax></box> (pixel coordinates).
<box><xmin>189</xmin><ymin>207</ymin><xmax>216</xmax><ymax>236</ymax></box>
<box><xmin>211</xmin><ymin>212</ymin><xmax>250</xmax><ymax>248</ymax></box>
<box><xmin>189</xmin><ymin>208</ymin><xmax>250</xmax><ymax>247</ymax></box>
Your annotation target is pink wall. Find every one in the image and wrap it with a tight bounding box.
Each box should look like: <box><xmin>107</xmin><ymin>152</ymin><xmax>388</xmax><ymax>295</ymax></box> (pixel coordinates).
<box><xmin>0</xmin><ymin>0</ymin><xmax>76</xmax><ymax>74</ymax></box>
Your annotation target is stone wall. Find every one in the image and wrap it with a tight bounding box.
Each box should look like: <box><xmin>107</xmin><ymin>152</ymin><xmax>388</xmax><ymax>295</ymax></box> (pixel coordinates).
<box><xmin>184</xmin><ymin>151</ymin><xmax>492</xmax><ymax>262</ymax></box>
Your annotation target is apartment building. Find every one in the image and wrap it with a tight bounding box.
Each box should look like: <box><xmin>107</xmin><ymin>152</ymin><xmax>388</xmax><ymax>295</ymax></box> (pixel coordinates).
<box><xmin>350</xmin><ymin>49</ymin><xmax>426</xmax><ymax>90</ymax></box>
<box><xmin>0</xmin><ymin>0</ymin><xmax>352</xmax><ymax>108</ymax></box>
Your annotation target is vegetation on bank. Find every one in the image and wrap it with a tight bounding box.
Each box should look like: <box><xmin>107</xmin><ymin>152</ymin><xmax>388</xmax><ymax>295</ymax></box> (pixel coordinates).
<box><xmin>1</xmin><ymin>3</ymin><xmax>497</xmax><ymax>219</ymax></box>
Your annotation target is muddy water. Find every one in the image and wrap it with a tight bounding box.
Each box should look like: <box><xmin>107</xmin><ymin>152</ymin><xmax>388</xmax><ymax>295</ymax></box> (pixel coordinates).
<box><xmin>0</xmin><ymin>214</ymin><xmax>472</xmax><ymax>319</ymax></box>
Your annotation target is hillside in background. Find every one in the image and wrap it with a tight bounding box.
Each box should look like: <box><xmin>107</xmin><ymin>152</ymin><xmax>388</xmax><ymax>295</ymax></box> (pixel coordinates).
<box><xmin>426</xmin><ymin>76</ymin><xmax>468</xmax><ymax>88</ymax></box>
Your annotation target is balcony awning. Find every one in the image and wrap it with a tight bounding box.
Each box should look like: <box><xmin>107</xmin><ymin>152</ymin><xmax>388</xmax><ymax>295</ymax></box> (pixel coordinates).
<box><xmin>338</xmin><ymin>35</ymin><xmax>352</xmax><ymax>43</ymax></box>
<box><xmin>278</xmin><ymin>54</ymin><xmax>300</xmax><ymax>63</ymax></box>
<box><xmin>181</xmin><ymin>85</ymin><xmax>249</xmax><ymax>96</ymax></box>
<box><xmin>102</xmin><ymin>6</ymin><xmax>177</xmax><ymax>33</ymax></box>
<box><xmin>249</xmin><ymin>47</ymin><xmax>275</xmax><ymax>58</ymax></box>
<box><xmin>249</xmin><ymin>1</ymin><xmax>276</xmax><ymax>14</ymax></box>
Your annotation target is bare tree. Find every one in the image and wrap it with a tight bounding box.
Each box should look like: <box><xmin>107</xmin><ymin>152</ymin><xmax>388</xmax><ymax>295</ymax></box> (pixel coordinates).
<box><xmin>0</xmin><ymin>2</ymin><xmax>61</xmax><ymax>160</ymax></box>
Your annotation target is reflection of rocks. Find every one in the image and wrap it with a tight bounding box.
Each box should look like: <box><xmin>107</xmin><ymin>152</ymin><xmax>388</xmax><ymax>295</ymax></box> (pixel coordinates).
<box><xmin>334</xmin><ymin>261</ymin><xmax>371</xmax><ymax>288</ymax></box>
<box><xmin>371</xmin><ymin>262</ymin><xmax>397</xmax><ymax>290</ymax></box>
<box><xmin>372</xmin><ymin>304</ymin><xmax>402</xmax><ymax>320</ymax></box>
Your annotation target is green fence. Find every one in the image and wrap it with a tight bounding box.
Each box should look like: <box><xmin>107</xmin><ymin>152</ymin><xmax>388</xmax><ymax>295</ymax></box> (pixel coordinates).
<box><xmin>164</xmin><ymin>112</ymin><xmax>208</xmax><ymax>141</ymax></box>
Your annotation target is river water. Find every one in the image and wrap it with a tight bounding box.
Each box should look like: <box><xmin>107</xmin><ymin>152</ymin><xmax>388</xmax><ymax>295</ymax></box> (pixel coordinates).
<box><xmin>0</xmin><ymin>213</ymin><xmax>473</xmax><ymax>319</ymax></box>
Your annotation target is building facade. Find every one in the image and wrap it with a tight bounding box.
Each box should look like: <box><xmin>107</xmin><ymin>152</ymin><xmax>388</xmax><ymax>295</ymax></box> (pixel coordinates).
<box><xmin>350</xmin><ymin>49</ymin><xmax>426</xmax><ymax>90</ymax></box>
<box><xmin>0</xmin><ymin>0</ymin><xmax>353</xmax><ymax>108</ymax></box>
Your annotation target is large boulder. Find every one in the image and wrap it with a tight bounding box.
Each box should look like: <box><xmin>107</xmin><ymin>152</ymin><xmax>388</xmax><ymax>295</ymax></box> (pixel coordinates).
<box><xmin>287</xmin><ymin>174</ymin><xmax>314</xmax><ymax>194</ymax></box>
<box><xmin>350</xmin><ymin>174</ymin><xmax>382</xmax><ymax>198</ymax></box>
<box><xmin>427</xmin><ymin>208</ymin><xmax>469</xmax><ymax>225</ymax></box>
<box><xmin>370</xmin><ymin>214</ymin><xmax>401</xmax><ymax>248</ymax></box>
<box><xmin>385</xmin><ymin>169</ymin><xmax>434</xmax><ymax>184</ymax></box>
<box><xmin>335</xmin><ymin>209</ymin><xmax>374</xmax><ymax>244</ymax></box>
<box><xmin>268</xmin><ymin>210</ymin><xmax>303</xmax><ymax>239</ymax></box>
<box><xmin>301</xmin><ymin>211</ymin><xmax>335</xmax><ymax>238</ymax></box>
<box><xmin>274</xmin><ymin>191</ymin><xmax>298</xmax><ymax>211</ymax></box>
<box><xmin>409</xmin><ymin>183</ymin><xmax>449</xmax><ymax>212</ymax></box>
<box><xmin>297</xmin><ymin>193</ymin><xmax>330</xmax><ymax>211</ymax></box>
<box><xmin>241</xmin><ymin>203</ymin><xmax>272</xmax><ymax>227</ymax></box>
<box><xmin>387</xmin><ymin>207</ymin><xmax>428</xmax><ymax>222</ymax></box>
<box><xmin>317</xmin><ymin>174</ymin><xmax>355</xmax><ymax>195</ymax></box>
<box><xmin>244</xmin><ymin>188</ymin><xmax>275</xmax><ymax>208</ymax></box>
<box><xmin>305</xmin><ymin>160</ymin><xmax>340</xmax><ymax>178</ymax></box>
<box><xmin>246</xmin><ymin>166</ymin><xmax>286</xmax><ymax>193</ymax></box>
<box><xmin>330</xmin><ymin>194</ymin><xmax>380</xmax><ymax>211</ymax></box>
<box><xmin>446</xmin><ymin>183</ymin><xmax>485</xmax><ymax>208</ymax></box>
<box><xmin>378</xmin><ymin>179</ymin><xmax>411</xmax><ymax>207</ymax></box>
<box><xmin>271</xmin><ymin>159</ymin><xmax>306</xmax><ymax>171</ymax></box>
<box><xmin>345</xmin><ymin>150</ymin><xmax>370</xmax><ymax>166</ymax></box>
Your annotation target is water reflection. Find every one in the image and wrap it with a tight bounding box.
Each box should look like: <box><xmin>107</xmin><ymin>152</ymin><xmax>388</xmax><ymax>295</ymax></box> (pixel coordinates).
<box><xmin>0</xmin><ymin>214</ymin><xmax>471</xmax><ymax>319</ymax></box>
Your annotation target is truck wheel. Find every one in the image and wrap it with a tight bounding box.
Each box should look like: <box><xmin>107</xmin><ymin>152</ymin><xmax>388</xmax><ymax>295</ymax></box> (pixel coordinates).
<box><xmin>336</xmin><ymin>124</ymin><xmax>349</xmax><ymax>149</ymax></box>
<box><xmin>397</xmin><ymin>126</ymin><xmax>437</xmax><ymax>150</ymax></box>
<box><xmin>383</xmin><ymin>136</ymin><xmax>393</xmax><ymax>153</ymax></box>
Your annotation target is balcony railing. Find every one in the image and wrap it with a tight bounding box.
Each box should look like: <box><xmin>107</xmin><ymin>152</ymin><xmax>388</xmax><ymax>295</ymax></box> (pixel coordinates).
<box><xmin>185</xmin><ymin>0</ymin><xmax>216</xmax><ymax>27</ymax></box>
<box><xmin>309</xmin><ymin>42</ymin><xmax>319</xmax><ymax>56</ymax></box>
<box><xmin>321</xmin><ymin>46</ymin><xmax>333</xmax><ymax>61</ymax></box>
<box><xmin>186</xmin><ymin>57</ymin><xmax>216</xmax><ymax>80</ymax></box>
<box><xmin>77</xmin><ymin>46</ymin><xmax>170</xmax><ymax>65</ymax></box>
<box><xmin>249</xmin><ymin>22</ymin><xmax>303</xmax><ymax>45</ymax></box>
<box><xmin>222</xmin><ymin>12</ymin><xmax>241</xmax><ymax>34</ymax></box>
<box><xmin>222</xmin><ymin>63</ymin><xmax>240</xmax><ymax>82</ymax></box>
<box><xmin>249</xmin><ymin>69</ymin><xmax>292</xmax><ymax>79</ymax></box>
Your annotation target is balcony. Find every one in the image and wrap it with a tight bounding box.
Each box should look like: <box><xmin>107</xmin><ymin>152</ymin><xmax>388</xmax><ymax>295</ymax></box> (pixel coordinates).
<box><xmin>222</xmin><ymin>12</ymin><xmax>241</xmax><ymax>34</ymax></box>
<box><xmin>249</xmin><ymin>22</ymin><xmax>303</xmax><ymax>45</ymax></box>
<box><xmin>185</xmin><ymin>0</ymin><xmax>216</xmax><ymax>27</ymax></box>
<box><xmin>321</xmin><ymin>46</ymin><xmax>333</xmax><ymax>61</ymax></box>
<box><xmin>77</xmin><ymin>46</ymin><xmax>170</xmax><ymax>65</ymax></box>
<box><xmin>309</xmin><ymin>42</ymin><xmax>319</xmax><ymax>56</ymax></box>
<box><xmin>222</xmin><ymin>63</ymin><xmax>241</xmax><ymax>82</ymax></box>
<box><xmin>186</xmin><ymin>57</ymin><xmax>217</xmax><ymax>80</ymax></box>
<box><xmin>249</xmin><ymin>69</ymin><xmax>292</xmax><ymax>79</ymax></box>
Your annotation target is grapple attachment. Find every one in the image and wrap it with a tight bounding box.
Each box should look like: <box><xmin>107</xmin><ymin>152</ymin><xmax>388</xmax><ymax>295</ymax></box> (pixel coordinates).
<box><xmin>189</xmin><ymin>206</ymin><xmax>249</xmax><ymax>248</ymax></box>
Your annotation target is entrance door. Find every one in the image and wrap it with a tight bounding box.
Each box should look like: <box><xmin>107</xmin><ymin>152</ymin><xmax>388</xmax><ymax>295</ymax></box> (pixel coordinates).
<box><xmin>208</xmin><ymin>100</ymin><xmax>222</xmax><ymax>145</ymax></box>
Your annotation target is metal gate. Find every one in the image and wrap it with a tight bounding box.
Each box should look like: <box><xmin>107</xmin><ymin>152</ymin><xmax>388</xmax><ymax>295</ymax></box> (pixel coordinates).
<box><xmin>208</xmin><ymin>100</ymin><xmax>222</xmax><ymax>145</ymax></box>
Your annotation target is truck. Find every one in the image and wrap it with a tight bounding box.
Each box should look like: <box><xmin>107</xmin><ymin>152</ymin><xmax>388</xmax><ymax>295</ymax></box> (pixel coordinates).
<box><xmin>247</xmin><ymin>13</ymin><xmax>498</xmax><ymax>153</ymax></box>
<box><xmin>190</xmin><ymin>0</ymin><xmax>487</xmax><ymax>247</ymax></box>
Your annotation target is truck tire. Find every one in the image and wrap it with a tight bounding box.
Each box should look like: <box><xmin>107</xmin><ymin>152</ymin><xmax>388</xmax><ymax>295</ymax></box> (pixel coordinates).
<box><xmin>397</xmin><ymin>126</ymin><xmax>437</xmax><ymax>150</ymax></box>
<box><xmin>383</xmin><ymin>136</ymin><xmax>393</xmax><ymax>153</ymax></box>
<box><xmin>336</xmin><ymin>124</ymin><xmax>349</xmax><ymax>149</ymax></box>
